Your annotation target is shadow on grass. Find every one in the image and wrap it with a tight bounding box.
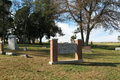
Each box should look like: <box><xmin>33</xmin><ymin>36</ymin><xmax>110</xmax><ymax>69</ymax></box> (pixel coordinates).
<box><xmin>4</xmin><ymin>47</ymin><xmax>50</xmax><ymax>57</ymax></box>
<box><xmin>4</xmin><ymin>43</ymin><xmax>50</xmax><ymax>49</ymax></box>
<box><xmin>18</xmin><ymin>43</ymin><xmax>50</xmax><ymax>48</ymax></box>
<box><xmin>83</xmin><ymin>52</ymin><xmax>120</xmax><ymax>60</ymax></box>
<box><xmin>27</xmin><ymin>50</ymin><xmax>50</xmax><ymax>57</ymax></box>
<box><xmin>61</xmin><ymin>62</ymin><xmax>119</xmax><ymax>67</ymax></box>
<box><xmin>89</xmin><ymin>44</ymin><xmax>117</xmax><ymax>50</ymax></box>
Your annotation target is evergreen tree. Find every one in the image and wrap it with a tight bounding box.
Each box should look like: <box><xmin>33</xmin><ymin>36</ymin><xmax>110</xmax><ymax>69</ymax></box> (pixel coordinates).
<box><xmin>0</xmin><ymin>0</ymin><xmax>12</xmax><ymax>43</ymax></box>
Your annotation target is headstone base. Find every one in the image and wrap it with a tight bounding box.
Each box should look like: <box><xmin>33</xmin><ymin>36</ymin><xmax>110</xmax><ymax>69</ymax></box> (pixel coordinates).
<box><xmin>7</xmin><ymin>46</ymin><xmax>19</xmax><ymax>50</ymax></box>
<box><xmin>49</xmin><ymin>59</ymin><xmax>83</xmax><ymax>65</ymax></box>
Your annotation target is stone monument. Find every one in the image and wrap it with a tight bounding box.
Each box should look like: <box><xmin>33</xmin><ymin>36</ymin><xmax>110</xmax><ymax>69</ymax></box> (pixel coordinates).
<box><xmin>7</xmin><ymin>35</ymin><xmax>19</xmax><ymax>50</ymax></box>
<box><xmin>49</xmin><ymin>39</ymin><xmax>83</xmax><ymax>65</ymax></box>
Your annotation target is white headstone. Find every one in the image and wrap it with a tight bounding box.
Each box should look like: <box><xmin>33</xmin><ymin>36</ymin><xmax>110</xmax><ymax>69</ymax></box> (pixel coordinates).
<box><xmin>7</xmin><ymin>35</ymin><xmax>19</xmax><ymax>50</ymax></box>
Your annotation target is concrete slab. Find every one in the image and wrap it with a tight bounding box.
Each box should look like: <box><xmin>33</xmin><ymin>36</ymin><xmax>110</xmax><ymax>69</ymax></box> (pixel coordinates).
<box><xmin>49</xmin><ymin>59</ymin><xmax>83</xmax><ymax>65</ymax></box>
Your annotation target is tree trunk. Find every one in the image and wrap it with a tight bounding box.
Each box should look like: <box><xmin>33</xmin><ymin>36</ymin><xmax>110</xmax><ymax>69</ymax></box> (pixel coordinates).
<box><xmin>2</xmin><ymin>14</ymin><xmax>5</xmax><ymax>45</ymax></box>
<box><xmin>23</xmin><ymin>34</ymin><xmax>26</xmax><ymax>44</ymax></box>
<box><xmin>19</xmin><ymin>35</ymin><xmax>23</xmax><ymax>44</ymax></box>
<box><xmin>32</xmin><ymin>39</ymin><xmax>35</xmax><ymax>44</ymax></box>
<box><xmin>2</xmin><ymin>34</ymin><xmax>5</xmax><ymax>44</ymax></box>
<box><xmin>28</xmin><ymin>37</ymin><xmax>31</xmax><ymax>44</ymax></box>
<box><xmin>80</xmin><ymin>27</ymin><xmax>84</xmax><ymax>46</ymax></box>
<box><xmin>85</xmin><ymin>31</ymin><xmax>90</xmax><ymax>46</ymax></box>
<box><xmin>85</xmin><ymin>10</ymin><xmax>91</xmax><ymax>46</ymax></box>
<box><xmin>23</xmin><ymin>23</ymin><xmax>27</xmax><ymax>44</ymax></box>
<box><xmin>39</xmin><ymin>33</ymin><xmax>43</xmax><ymax>44</ymax></box>
<box><xmin>79</xmin><ymin>10</ymin><xmax>84</xmax><ymax>46</ymax></box>
<box><xmin>39</xmin><ymin>36</ymin><xmax>42</xmax><ymax>44</ymax></box>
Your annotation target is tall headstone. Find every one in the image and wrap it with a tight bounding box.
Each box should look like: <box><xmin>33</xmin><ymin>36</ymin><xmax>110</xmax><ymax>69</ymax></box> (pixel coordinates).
<box><xmin>7</xmin><ymin>35</ymin><xmax>19</xmax><ymax>50</ymax></box>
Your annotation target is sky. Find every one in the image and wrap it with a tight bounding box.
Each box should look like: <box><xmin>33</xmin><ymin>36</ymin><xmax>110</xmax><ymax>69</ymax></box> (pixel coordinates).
<box><xmin>42</xmin><ymin>22</ymin><xmax>120</xmax><ymax>43</ymax></box>
<box><xmin>11</xmin><ymin>0</ymin><xmax>120</xmax><ymax>43</ymax></box>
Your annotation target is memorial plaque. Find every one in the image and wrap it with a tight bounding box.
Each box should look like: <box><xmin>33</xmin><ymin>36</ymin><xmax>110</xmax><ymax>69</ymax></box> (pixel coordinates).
<box><xmin>58</xmin><ymin>43</ymin><xmax>77</xmax><ymax>54</ymax></box>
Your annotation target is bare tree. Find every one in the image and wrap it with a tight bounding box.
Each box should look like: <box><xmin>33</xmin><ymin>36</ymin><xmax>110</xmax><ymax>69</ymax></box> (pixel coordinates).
<box><xmin>65</xmin><ymin>0</ymin><xmax>120</xmax><ymax>46</ymax></box>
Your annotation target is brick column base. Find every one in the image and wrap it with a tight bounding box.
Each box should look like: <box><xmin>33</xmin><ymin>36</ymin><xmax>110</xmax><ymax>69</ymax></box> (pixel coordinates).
<box><xmin>75</xmin><ymin>39</ymin><xmax>82</xmax><ymax>60</ymax></box>
<box><xmin>49</xmin><ymin>39</ymin><xmax>58</xmax><ymax>64</ymax></box>
<box><xmin>0</xmin><ymin>37</ymin><xmax>5</xmax><ymax>55</ymax></box>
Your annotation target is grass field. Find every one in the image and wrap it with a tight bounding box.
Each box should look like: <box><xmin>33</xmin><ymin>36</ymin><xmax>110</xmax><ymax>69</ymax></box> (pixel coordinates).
<box><xmin>0</xmin><ymin>43</ymin><xmax>120</xmax><ymax>80</ymax></box>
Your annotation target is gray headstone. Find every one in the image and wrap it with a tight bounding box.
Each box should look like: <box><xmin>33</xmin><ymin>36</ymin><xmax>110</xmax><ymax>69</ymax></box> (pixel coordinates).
<box><xmin>23</xmin><ymin>47</ymin><xmax>27</xmax><ymax>51</ymax></box>
<box><xmin>7</xmin><ymin>35</ymin><xmax>19</xmax><ymax>50</ymax></box>
<box><xmin>84</xmin><ymin>46</ymin><xmax>92</xmax><ymax>52</ymax></box>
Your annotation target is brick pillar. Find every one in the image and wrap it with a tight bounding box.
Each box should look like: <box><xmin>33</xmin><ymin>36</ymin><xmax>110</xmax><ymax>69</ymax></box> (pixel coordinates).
<box><xmin>75</xmin><ymin>39</ymin><xmax>82</xmax><ymax>60</ymax></box>
<box><xmin>50</xmin><ymin>39</ymin><xmax>58</xmax><ymax>62</ymax></box>
<box><xmin>0</xmin><ymin>37</ymin><xmax>4</xmax><ymax>54</ymax></box>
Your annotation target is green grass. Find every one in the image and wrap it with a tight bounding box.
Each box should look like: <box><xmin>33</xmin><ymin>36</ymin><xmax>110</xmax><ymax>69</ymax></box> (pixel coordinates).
<box><xmin>0</xmin><ymin>43</ymin><xmax>120</xmax><ymax>80</ymax></box>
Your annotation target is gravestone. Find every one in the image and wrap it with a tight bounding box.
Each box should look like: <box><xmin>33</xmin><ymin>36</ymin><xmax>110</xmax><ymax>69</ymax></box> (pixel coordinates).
<box><xmin>23</xmin><ymin>47</ymin><xmax>27</xmax><ymax>51</ymax></box>
<box><xmin>84</xmin><ymin>46</ymin><xmax>92</xmax><ymax>52</ymax></box>
<box><xmin>7</xmin><ymin>35</ymin><xmax>19</xmax><ymax>50</ymax></box>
